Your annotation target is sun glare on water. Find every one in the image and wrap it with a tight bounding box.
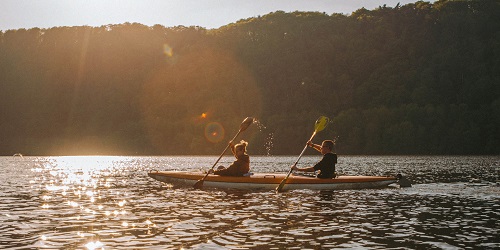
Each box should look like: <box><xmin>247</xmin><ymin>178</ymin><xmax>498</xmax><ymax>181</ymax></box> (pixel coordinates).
<box><xmin>85</xmin><ymin>241</ymin><xmax>104</xmax><ymax>250</ymax></box>
<box><xmin>52</xmin><ymin>156</ymin><xmax>123</xmax><ymax>169</ymax></box>
<box><xmin>33</xmin><ymin>156</ymin><xmax>133</xmax><ymax>248</ymax></box>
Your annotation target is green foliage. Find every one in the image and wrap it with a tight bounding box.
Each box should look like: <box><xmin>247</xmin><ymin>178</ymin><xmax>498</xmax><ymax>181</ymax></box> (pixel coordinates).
<box><xmin>1</xmin><ymin>0</ymin><xmax>499</xmax><ymax>155</ymax></box>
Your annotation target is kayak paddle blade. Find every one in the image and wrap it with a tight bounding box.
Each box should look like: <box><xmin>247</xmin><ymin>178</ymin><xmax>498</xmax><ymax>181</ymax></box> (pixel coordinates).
<box><xmin>314</xmin><ymin>116</ymin><xmax>329</xmax><ymax>133</ymax></box>
<box><xmin>193</xmin><ymin>179</ymin><xmax>204</xmax><ymax>189</ymax></box>
<box><xmin>276</xmin><ymin>181</ymin><xmax>286</xmax><ymax>192</ymax></box>
<box><xmin>240</xmin><ymin>117</ymin><xmax>254</xmax><ymax>132</ymax></box>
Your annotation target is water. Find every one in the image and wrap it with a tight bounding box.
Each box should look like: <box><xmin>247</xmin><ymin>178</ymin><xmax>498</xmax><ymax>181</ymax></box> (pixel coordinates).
<box><xmin>0</xmin><ymin>155</ymin><xmax>498</xmax><ymax>249</ymax></box>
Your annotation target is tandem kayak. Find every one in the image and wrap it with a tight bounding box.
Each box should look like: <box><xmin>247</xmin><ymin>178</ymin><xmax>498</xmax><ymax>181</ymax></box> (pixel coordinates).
<box><xmin>148</xmin><ymin>171</ymin><xmax>410</xmax><ymax>190</ymax></box>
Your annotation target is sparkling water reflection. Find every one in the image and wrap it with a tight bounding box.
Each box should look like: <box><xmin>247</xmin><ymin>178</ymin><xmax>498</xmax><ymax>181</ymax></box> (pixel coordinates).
<box><xmin>0</xmin><ymin>156</ymin><xmax>498</xmax><ymax>249</ymax></box>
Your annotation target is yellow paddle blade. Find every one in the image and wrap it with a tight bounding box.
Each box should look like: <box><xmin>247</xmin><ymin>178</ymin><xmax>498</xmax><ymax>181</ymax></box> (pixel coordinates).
<box><xmin>314</xmin><ymin>116</ymin><xmax>329</xmax><ymax>132</ymax></box>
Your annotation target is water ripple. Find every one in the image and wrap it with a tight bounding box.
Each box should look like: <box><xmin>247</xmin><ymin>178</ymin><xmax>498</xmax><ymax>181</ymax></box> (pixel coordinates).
<box><xmin>0</xmin><ymin>156</ymin><xmax>498</xmax><ymax>249</ymax></box>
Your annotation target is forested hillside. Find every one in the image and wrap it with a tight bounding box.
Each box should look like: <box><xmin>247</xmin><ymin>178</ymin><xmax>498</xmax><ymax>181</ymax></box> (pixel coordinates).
<box><xmin>1</xmin><ymin>0</ymin><xmax>499</xmax><ymax>155</ymax></box>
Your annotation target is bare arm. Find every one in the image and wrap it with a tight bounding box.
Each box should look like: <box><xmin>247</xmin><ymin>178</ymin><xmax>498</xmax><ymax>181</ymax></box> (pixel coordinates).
<box><xmin>292</xmin><ymin>166</ymin><xmax>315</xmax><ymax>172</ymax></box>
<box><xmin>307</xmin><ymin>141</ymin><xmax>322</xmax><ymax>153</ymax></box>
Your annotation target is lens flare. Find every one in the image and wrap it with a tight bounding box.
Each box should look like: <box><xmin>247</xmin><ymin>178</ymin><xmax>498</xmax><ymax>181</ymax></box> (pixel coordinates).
<box><xmin>163</xmin><ymin>44</ymin><xmax>173</xmax><ymax>57</ymax></box>
<box><xmin>204</xmin><ymin>122</ymin><xmax>225</xmax><ymax>143</ymax></box>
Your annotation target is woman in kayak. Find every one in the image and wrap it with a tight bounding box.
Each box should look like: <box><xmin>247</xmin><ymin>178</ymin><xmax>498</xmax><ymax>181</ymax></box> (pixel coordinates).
<box><xmin>209</xmin><ymin>140</ymin><xmax>250</xmax><ymax>176</ymax></box>
<box><xmin>292</xmin><ymin>139</ymin><xmax>337</xmax><ymax>178</ymax></box>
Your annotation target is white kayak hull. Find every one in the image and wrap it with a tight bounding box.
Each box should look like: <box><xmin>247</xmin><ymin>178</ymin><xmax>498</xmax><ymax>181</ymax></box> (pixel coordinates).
<box><xmin>148</xmin><ymin>171</ymin><xmax>402</xmax><ymax>190</ymax></box>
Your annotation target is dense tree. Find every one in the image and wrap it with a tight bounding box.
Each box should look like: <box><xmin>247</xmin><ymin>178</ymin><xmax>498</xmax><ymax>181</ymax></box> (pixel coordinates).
<box><xmin>0</xmin><ymin>0</ymin><xmax>499</xmax><ymax>155</ymax></box>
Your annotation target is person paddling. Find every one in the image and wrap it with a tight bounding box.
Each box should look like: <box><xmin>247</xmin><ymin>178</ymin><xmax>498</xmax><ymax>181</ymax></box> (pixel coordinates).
<box><xmin>291</xmin><ymin>140</ymin><xmax>337</xmax><ymax>178</ymax></box>
<box><xmin>209</xmin><ymin>140</ymin><xmax>250</xmax><ymax>176</ymax></box>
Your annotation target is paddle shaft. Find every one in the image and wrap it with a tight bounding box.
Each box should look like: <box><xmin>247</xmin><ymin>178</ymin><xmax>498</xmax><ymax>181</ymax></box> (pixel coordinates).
<box><xmin>276</xmin><ymin>130</ymin><xmax>318</xmax><ymax>192</ymax></box>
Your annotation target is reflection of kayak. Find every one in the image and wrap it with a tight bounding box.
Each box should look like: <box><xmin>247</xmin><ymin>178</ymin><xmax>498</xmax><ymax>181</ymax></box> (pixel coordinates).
<box><xmin>148</xmin><ymin>171</ymin><xmax>406</xmax><ymax>190</ymax></box>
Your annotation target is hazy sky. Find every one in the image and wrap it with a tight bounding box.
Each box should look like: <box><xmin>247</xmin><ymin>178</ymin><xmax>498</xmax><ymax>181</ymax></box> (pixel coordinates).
<box><xmin>1</xmin><ymin>0</ymin><xmax>424</xmax><ymax>31</ymax></box>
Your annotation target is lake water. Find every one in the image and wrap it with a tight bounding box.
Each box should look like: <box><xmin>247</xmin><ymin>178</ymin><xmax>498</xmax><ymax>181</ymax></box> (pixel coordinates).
<box><xmin>0</xmin><ymin>155</ymin><xmax>498</xmax><ymax>249</ymax></box>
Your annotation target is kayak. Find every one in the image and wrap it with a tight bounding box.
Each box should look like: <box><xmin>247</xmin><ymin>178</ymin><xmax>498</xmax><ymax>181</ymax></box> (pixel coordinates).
<box><xmin>148</xmin><ymin>171</ymin><xmax>407</xmax><ymax>190</ymax></box>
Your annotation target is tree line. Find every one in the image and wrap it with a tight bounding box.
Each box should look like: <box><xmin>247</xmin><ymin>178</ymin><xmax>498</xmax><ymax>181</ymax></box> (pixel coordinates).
<box><xmin>1</xmin><ymin>0</ymin><xmax>499</xmax><ymax>155</ymax></box>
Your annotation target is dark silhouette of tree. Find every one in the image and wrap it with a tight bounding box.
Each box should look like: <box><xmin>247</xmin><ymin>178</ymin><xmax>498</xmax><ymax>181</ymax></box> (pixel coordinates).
<box><xmin>0</xmin><ymin>0</ymin><xmax>499</xmax><ymax>155</ymax></box>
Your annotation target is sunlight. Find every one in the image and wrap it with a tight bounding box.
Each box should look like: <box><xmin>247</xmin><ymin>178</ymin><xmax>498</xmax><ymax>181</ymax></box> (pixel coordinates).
<box><xmin>85</xmin><ymin>240</ymin><xmax>104</xmax><ymax>250</ymax></box>
<box><xmin>53</xmin><ymin>156</ymin><xmax>123</xmax><ymax>170</ymax></box>
<box><xmin>118</xmin><ymin>200</ymin><xmax>126</xmax><ymax>207</ymax></box>
<box><xmin>140</xmin><ymin>47</ymin><xmax>263</xmax><ymax>152</ymax></box>
<box><xmin>34</xmin><ymin>156</ymin><xmax>135</xmax><ymax>233</ymax></box>
<box><xmin>46</xmin><ymin>185</ymin><xmax>68</xmax><ymax>191</ymax></box>
<box><xmin>68</xmin><ymin>201</ymin><xmax>79</xmax><ymax>207</ymax></box>
<box><xmin>43</xmin><ymin>156</ymin><xmax>125</xmax><ymax>188</ymax></box>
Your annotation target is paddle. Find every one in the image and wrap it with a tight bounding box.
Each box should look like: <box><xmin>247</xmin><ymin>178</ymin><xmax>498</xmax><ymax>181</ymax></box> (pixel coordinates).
<box><xmin>193</xmin><ymin>117</ymin><xmax>254</xmax><ymax>189</ymax></box>
<box><xmin>276</xmin><ymin>116</ymin><xmax>329</xmax><ymax>193</ymax></box>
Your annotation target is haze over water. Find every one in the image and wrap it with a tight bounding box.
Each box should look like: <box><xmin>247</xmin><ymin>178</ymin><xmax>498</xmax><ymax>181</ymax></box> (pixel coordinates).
<box><xmin>0</xmin><ymin>155</ymin><xmax>498</xmax><ymax>249</ymax></box>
